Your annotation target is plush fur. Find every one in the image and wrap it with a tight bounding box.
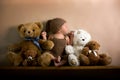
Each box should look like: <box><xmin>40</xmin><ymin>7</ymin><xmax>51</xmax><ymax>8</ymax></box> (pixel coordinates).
<box><xmin>81</xmin><ymin>40</ymin><xmax>112</xmax><ymax>66</ymax></box>
<box><xmin>65</xmin><ymin>29</ymin><xmax>91</xmax><ymax>66</ymax></box>
<box><xmin>7</xmin><ymin>22</ymin><xmax>54</xmax><ymax>66</ymax></box>
<box><xmin>65</xmin><ymin>45</ymin><xmax>79</xmax><ymax>66</ymax></box>
<box><xmin>38</xmin><ymin>51</ymin><xmax>55</xmax><ymax>67</ymax></box>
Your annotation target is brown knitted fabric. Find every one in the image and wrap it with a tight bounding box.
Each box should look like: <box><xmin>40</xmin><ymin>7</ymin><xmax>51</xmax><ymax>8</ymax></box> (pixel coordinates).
<box><xmin>46</xmin><ymin>18</ymin><xmax>66</xmax><ymax>34</ymax></box>
<box><xmin>50</xmin><ymin>38</ymin><xmax>67</xmax><ymax>57</ymax></box>
<box><xmin>50</xmin><ymin>37</ymin><xmax>68</xmax><ymax>66</ymax></box>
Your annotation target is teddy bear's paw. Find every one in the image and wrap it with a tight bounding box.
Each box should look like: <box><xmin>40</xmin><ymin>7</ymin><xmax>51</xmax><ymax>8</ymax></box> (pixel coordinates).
<box><xmin>8</xmin><ymin>47</ymin><xmax>16</xmax><ymax>51</ymax></box>
<box><xmin>98</xmin><ymin>53</ymin><xmax>112</xmax><ymax>65</ymax></box>
<box><xmin>79</xmin><ymin>54</ymin><xmax>90</xmax><ymax>66</ymax></box>
<box><xmin>38</xmin><ymin>52</ymin><xmax>55</xmax><ymax>67</ymax></box>
<box><xmin>65</xmin><ymin>45</ymin><xmax>74</xmax><ymax>54</ymax></box>
<box><xmin>7</xmin><ymin>52</ymin><xmax>16</xmax><ymax>64</ymax></box>
<box><xmin>41</xmin><ymin>40</ymin><xmax>54</xmax><ymax>50</ymax></box>
<box><xmin>7</xmin><ymin>52</ymin><xmax>23</xmax><ymax>66</ymax></box>
<box><xmin>68</xmin><ymin>54</ymin><xmax>79</xmax><ymax>66</ymax></box>
<box><xmin>22</xmin><ymin>59</ymin><xmax>28</xmax><ymax>66</ymax></box>
<box><xmin>7</xmin><ymin>44</ymin><xmax>20</xmax><ymax>52</ymax></box>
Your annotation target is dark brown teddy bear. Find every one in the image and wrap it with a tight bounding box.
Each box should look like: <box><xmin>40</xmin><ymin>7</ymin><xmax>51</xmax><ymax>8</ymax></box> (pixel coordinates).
<box><xmin>7</xmin><ymin>22</ymin><xmax>54</xmax><ymax>66</ymax></box>
<box><xmin>81</xmin><ymin>40</ymin><xmax>112</xmax><ymax>66</ymax></box>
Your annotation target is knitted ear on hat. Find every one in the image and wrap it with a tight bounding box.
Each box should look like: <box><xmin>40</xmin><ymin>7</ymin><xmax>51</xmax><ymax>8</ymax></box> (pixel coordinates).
<box><xmin>46</xmin><ymin>18</ymin><xmax>66</xmax><ymax>34</ymax></box>
<box><xmin>46</xmin><ymin>19</ymin><xmax>52</xmax><ymax>34</ymax></box>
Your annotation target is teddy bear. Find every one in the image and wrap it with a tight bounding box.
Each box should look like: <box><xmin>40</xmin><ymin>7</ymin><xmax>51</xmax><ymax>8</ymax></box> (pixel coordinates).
<box><xmin>7</xmin><ymin>22</ymin><xmax>54</xmax><ymax>66</ymax></box>
<box><xmin>65</xmin><ymin>29</ymin><xmax>92</xmax><ymax>66</ymax></box>
<box><xmin>81</xmin><ymin>40</ymin><xmax>112</xmax><ymax>66</ymax></box>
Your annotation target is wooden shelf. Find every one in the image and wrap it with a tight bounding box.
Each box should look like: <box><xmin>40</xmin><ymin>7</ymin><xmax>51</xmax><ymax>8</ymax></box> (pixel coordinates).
<box><xmin>0</xmin><ymin>66</ymin><xmax>120</xmax><ymax>79</ymax></box>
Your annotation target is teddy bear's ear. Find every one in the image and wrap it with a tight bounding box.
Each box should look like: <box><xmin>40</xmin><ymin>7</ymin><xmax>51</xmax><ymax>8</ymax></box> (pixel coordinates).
<box><xmin>77</xmin><ymin>31</ymin><xmax>81</xmax><ymax>34</ymax></box>
<box><xmin>35</xmin><ymin>22</ymin><xmax>43</xmax><ymax>30</ymax></box>
<box><xmin>18</xmin><ymin>24</ymin><xmax>24</xmax><ymax>31</ymax></box>
<box><xmin>97</xmin><ymin>42</ymin><xmax>100</xmax><ymax>47</ymax></box>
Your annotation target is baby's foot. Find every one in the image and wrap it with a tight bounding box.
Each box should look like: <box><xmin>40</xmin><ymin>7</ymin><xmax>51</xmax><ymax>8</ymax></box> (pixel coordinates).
<box><xmin>53</xmin><ymin>56</ymin><xmax>61</xmax><ymax>63</ymax></box>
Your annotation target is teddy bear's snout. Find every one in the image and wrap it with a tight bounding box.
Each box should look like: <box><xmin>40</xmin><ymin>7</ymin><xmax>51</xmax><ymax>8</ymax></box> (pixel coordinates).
<box><xmin>25</xmin><ymin>30</ymin><xmax>33</xmax><ymax>37</ymax></box>
<box><xmin>28</xmin><ymin>56</ymin><xmax>33</xmax><ymax>60</ymax></box>
<box><xmin>82</xmin><ymin>39</ymin><xmax>85</xmax><ymax>41</ymax></box>
<box><xmin>28</xmin><ymin>31</ymin><xmax>31</xmax><ymax>34</ymax></box>
<box><xmin>27</xmin><ymin>31</ymin><xmax>32</xmax><ymax>34</ymax></box>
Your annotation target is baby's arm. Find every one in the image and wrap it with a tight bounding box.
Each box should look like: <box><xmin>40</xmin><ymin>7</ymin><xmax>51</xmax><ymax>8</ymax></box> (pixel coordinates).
<box><xmin>66</xmin><ymin>31</ymin><xmax>74</xmax><ymax>45</ymax></box>
<box><xmin>65</xmin><ymin>36</ymin><xmax>70</xmax><ymax>45</ymax></box>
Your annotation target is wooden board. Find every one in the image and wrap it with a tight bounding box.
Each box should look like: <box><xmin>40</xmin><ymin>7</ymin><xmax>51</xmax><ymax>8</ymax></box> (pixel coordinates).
<box><xmin>0</xmin><ymin>66</ymin><xmax>120</xmax><ymax>79</ymax></box>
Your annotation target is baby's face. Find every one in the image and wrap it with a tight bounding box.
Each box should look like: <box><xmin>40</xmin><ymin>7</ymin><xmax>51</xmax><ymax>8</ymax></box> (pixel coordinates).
<box><xmin>60</xmin><ymin>23</ymin><xmax>69</xmax><ymax>35</ymax></box>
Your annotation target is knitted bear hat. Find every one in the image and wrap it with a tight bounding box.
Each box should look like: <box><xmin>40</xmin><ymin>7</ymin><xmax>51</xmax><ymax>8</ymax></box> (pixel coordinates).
<box><xmin>46</xmin><ymin>18</ymin><xmax>66</xmax><ymax>34</ymax></box>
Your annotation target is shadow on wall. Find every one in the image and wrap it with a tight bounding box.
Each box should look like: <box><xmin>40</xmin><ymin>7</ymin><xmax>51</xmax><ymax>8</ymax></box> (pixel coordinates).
<box><xmin>0</xmin><ymin>26</ymin><xmax>21</xmax><ymax>66</ymax></box>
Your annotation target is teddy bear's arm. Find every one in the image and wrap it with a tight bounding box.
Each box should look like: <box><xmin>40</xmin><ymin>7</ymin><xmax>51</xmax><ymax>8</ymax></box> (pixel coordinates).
<box><xmin>38</xmin><ymin>39</ymin><xmax>54</xmax><ymax>50</ymax></box>
<box><xmin>65</xmin><ymin>45</ymin><xmax>75</xmax><ymax>54</ymax></box>
<box><xmin>8</xmin><ymin>43</ymin><xmax>21</xmax><ymax>52</ymax></box>
<box><xmin>81</xmin><ymin>47</ymin><xmax>90</xmax><ymax>56</ymax></box>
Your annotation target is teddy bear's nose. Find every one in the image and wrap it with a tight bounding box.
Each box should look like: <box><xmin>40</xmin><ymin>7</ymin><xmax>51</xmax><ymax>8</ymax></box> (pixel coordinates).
<box><xmin>82</xmin><ymin>39</ymin><xmax>85</xmax><ymax>41</ymax></box>
<box><xmin>28</xmin><ymin>31</ymin><xmax>31</xmax><ymax>34</ymax></box>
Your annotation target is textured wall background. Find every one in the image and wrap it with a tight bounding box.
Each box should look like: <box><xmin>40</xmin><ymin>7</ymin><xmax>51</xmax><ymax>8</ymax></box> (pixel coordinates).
<box><xmin>0</xmin><ymin>0</ymin><xmax>120</xmax><ymax>66</ymax></box>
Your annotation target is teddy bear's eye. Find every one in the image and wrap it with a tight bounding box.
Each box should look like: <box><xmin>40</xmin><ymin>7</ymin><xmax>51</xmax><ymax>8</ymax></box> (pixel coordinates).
<box><xmin>24</xmin><ymin>30</ymin><xmax>26</xmax><ymax>33</ymax></box>
<box><xmin>33</xmin><ymin>29</ymin><xmax>35</xmax><ymax>32</ymax></box>
<box><xmin>77</xmin><ymin>31</ymin><xmax>81</xmax><ymax>34</ymax></box>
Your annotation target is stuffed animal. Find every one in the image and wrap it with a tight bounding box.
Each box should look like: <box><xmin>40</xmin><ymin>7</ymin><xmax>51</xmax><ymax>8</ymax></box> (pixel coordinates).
<box><xmin>81</xmin><ymin>40</ymin><xmax>112</xmax><ymax>66</ymax></box>
<box><xmin>7</xmin><ymin>22</ymin><xmax>54</xmax><ymax>66</ymax></box>
<box><xmin>65</xmin><ymin>29</ymin><xmax>91</xmax><ymax>66</ymax></box>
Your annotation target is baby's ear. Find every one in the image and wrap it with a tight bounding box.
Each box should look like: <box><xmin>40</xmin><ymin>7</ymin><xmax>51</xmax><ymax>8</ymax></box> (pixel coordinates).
<box><xmin>35</xmin><ymin>22</ymin><xmax>43</xmax><ymax>30</ymax></box>
<box><xmin>18</xmin><ymin>24</ymin><xmax>24</xmax><ymax>31</ymax></box>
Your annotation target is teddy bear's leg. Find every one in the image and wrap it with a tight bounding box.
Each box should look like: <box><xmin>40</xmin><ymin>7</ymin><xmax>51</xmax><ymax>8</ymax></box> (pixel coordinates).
<box><xmin>79</xmin><ymin>54</ymin><xmax>90</xmax><ymax>66</ymax></box>
<box><xmin>22</xmin><ymin>59</ymin><xmax>38</xmax><ymax>66</ymax></box>
<box><xmin>38</xmin><ymin>51</ymin><xmax>55</xmax><ymax>67</ymax></box>
<box><xmin>88</xmin><ymin>53</ymin><xmax>100</xmax><ymax>66</ymax></box>
<box><xmin>7</xmin><ymin>51</ymin><xmax>23</xmax><ymax>66</ymax></box>
<box><xmin>7</xmin><ymin>51</ymin><xmax>14</xmax><ymax>65</ymax></box>
<box><xmin>68</xmin><ymin>54</ymin><xmax>80</xmax><ymax>66</ymax></box>
<box><xmin>98</xmin><ymin>53</ymin><xmax>112</xmax><ymax>65</ymax></box>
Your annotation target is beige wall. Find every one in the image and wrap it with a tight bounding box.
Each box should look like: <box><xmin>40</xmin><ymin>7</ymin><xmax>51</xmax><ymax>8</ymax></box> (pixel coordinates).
<box><xmin>0</xmin><ymin>0</ymin><xmax>120</xmax><ymax>66</ymax></box>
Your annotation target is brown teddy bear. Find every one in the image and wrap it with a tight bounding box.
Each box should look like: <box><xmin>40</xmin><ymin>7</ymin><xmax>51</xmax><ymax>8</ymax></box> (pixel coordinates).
<box><xmin>7</xmin><ymin>22</ymin><xmax>54</xmax><ymax>66</ymax></box>
<box><xmin>81</xmin><ymin>40</ymin><xmax>112</xmax><ymax>66</ymax></box>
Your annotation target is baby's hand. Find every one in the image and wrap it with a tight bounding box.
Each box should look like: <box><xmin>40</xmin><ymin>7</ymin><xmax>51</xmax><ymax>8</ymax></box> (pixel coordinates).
<box><xmin>41</xmin><ymin>31</ymin><xmax>47</xmax><ymax>40</ymax></box>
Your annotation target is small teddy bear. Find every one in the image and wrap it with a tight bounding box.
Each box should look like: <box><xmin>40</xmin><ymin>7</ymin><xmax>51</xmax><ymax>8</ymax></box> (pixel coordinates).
<box><xmin>65</xmin><ymin>29</ymin><xmax>91</xmax><ymax>66</ymax></box>
<box><xmin>7</xmin><ymin>22</ymin><xmax>54</xmax><ymax>66</ymax></box>
<box><xmin>81</xmin><ymin>40</ymin><xmax>112</xmax><ymax>66</ymax></box>
<box><xmin>19</xmin><ymin>41</ymin><xmax>42</xmax><ymax>66</ymax></box>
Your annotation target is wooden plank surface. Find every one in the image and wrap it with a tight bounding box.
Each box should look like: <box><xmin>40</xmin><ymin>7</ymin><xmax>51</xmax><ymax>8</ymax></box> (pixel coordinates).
<box><xmin>0</xmin><ymin>66</ymin><xmax>120</xmax><ymax>79</ymax></box>
<box><xmin>0</xmin><ymin>66</ymin><xmax>120</xmax><ymax>69</ymax></box>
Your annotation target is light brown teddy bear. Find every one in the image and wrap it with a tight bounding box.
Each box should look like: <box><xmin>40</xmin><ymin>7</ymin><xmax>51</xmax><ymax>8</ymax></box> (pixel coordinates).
<box><xmin>7</xmin><ymin>22</ymin><xmax>54</xmax><ymax>66</ymax></box>
<box><xmin>81</xmin><ymin>40</ymin><xmax>112</xmax><ymax>66</ymax></box>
